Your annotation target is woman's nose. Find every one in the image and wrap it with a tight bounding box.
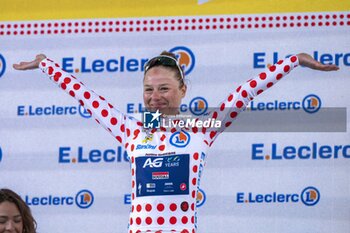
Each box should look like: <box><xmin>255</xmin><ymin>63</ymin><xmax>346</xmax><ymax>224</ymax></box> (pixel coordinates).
<box><xmin>151</xmin><ymin>90</ymin><xmax>161</xmax><ymax>99</ymax></box>
<box><xmin>5</xmin><ymin>220</ymin><xmax>15</xmax><ymax>230</ymax></box>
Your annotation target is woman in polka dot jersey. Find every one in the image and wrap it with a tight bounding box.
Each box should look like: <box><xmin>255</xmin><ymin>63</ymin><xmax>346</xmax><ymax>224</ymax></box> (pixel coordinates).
<box><xmin>13</xmin><ymin>52</ymin><xmax>338</xmax><ymax>233</ymax></box>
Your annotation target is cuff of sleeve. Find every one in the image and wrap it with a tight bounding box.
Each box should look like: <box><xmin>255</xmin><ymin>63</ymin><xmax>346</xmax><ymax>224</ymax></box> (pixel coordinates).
<box><xmin>291</xmin><ymin>55</ymin><xmax>299</xmax><ymax>67</ymax></box>
<box><xmin>38</xmin><ymin>58</ymin><xmax>50</xmax><ymax>70</ymax></box>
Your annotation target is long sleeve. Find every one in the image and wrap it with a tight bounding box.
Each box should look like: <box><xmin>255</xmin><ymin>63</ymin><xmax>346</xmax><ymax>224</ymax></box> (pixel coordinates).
<box><xmin>39</xmin><ymin>58</ymin><xmax>143</xmax><ymax>149</ymax></box>
<box><xmin>203</xmin><ymin>55</ymin><xmax>299</xmax><ymax>146</ymax></box>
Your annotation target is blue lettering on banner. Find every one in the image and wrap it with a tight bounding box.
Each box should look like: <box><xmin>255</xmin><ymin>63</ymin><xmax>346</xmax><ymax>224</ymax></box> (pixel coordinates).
<box><xmin>62</xmin><ymin>56</ymin><xmax>149</xmax><ymax>73</ymax></box>
<box><xmin>61</xmin><ymin>46</ymin><xmax>195</xmax><ymax>75</ymax></box>
<box><xmin>124</xmin><ymin>194</ymin><xmax>132</xmax><ymax>204</ymax></box>
<box><xmin>17</xmin><ymin>104</ymin><xmax>91</xmax><ymax>118</ymax></box>
<box><xmin>25</xmin><ymin>195</ymin><xmax>74</xmax><ymax>206</ymax></box>
<box><xmin>252</xmin><ymin>143</ymin><xmax>350</xmax><ymax>160</ymax></box>
<box><xmin>59</xmin><ymin>146</ymin><xmax>129</xmax><ymax>163</ymax></box>
<box><xmin>127</xmin><ymin>103</ymin><xmax>145</xmax><ymax>114</ymax></box>
<box><xmin>237</xmin><ymin>192</ymin><xmax>299</xmax><ymax>203</ymax></box>
<box><xmin>236</xmin><ymin>187</ymin><xmax>320</xmax><ymax>206</ymax></box>
<box><xmin>135</xmin><ymin>154</ymin><xmax>189</xmax><ymax>197</ymax></box>
<box><xmin>253</xmin><ymin>51</ymin><xmax>350</xmax><ymax>69</ymax></box>
<box><xmin>24</xmin><ymin>189</ymin><xmax>94</xmax><ymax>209</ymax></box>
<box><xmin>0</xmin><ymin>146</ymin><xmax>2</xmax><ymax>162</ymax></box>
<box><xmin>249</xmin><ymin>94</ymin><xmax>321</xmax><ymax>114</ymax></box>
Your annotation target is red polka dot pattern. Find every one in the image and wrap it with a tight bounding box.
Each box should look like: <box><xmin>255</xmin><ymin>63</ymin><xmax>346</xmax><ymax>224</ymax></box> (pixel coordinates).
<box><xmin>38</xmin><ymin>52</ymin><xmax>300</xmax><ymax>233</ymax></box>
<box><xmin>1</xmin><ymin>13</ymin><xmax>347</xmax><ymax>36</ymax></box>
<box><xmin>204</xmin><ymin>53</ymin><xmax>299</xmax><ymax>146</ymax></box>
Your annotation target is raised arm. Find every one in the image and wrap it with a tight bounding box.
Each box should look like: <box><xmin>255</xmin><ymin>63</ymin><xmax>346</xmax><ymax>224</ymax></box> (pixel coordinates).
<box><xmin>203</xmin><ymin>53</ymin><xmax>339</xmax><ymax>146</ymax></box>
<box><xmin>13</xmin><ymin>55</ymin><xmax>143</xmax><ymax>148</ymax></box>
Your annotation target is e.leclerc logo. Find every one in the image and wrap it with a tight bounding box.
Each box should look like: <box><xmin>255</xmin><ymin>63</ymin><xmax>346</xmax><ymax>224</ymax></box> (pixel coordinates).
<box><xmin>169</xmin><ymin>131</ymin><xmax>191</xmax><ymax>148</ymax></box>
<box><xmin>59</xmin><ymin>146</ymin><xmax>129</xmax><ymax>164</ymax></box>
<box><xmin>253</xmin><ymin>51</ymin><xmax>350</xmax><ymax>68</ymax></box>
<box><xmin>169</xmin><ymin>46</ymin><xmax>195</xmax><ymax>76</ymax></box>
<box><xmin>248</xmin><ymin>94</ymin><xmax>321</xmax><ymax>114</ymax></box>
<box><xmin>196</xmin><ymin>188</ymin><xmax>206</xmax><ymax>207</ymax></box>
<box><xmin>61</xmin><ymin>46</ymin><xmax>195</xmax><ymax>76</ymax></box>
<box><xmin>25</xmin><ymin>189</ymin><xmax>94</xmax><ymax>209</ymax></box>
<box><xmin>188</xmin><ymin>97</ymin><xmax>208</xmax><ymax>115</ymax></box>
<box><xmin>237</xmin><ymin>186</ymin><xmax>320</xmax><ymax>207</ymax></box>
<box><xmin>17</xmin><ymin>104</ymin><xmax>91</xmax><ymax>118</ymax></box>
<box><xmin>252</xmin><ymin>142</ymin><xmax>350</xmax><ymax>160</ymax></box>
<box><xmin>0</xmin><ymin>53</ymin><xmax>6</xmax><ymax>78</ymax></box>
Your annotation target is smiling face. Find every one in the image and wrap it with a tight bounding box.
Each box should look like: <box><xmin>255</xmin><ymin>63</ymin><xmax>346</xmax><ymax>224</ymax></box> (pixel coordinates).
<box><xmin>143</xmin><ymin>66</ymin><xmax>187</xmax><ymax>115</ymax></box>
<box><xmin>0</xmin><ymin>201</ymin><xmax>23</xmax><ymax>233</ymax></box>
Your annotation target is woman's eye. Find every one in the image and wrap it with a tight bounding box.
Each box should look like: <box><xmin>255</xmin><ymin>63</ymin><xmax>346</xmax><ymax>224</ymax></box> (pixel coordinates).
<box><xmin>160</xmin><ymin>87</ymin><xmax>168</xmax><ymax>91</ymax></box>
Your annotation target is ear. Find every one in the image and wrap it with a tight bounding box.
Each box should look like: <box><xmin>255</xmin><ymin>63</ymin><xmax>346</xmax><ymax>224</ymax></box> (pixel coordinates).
<box><xmin>180</xmin><ymin>84</ymin><xmax>187</xmax><ymax>98</ymax></box>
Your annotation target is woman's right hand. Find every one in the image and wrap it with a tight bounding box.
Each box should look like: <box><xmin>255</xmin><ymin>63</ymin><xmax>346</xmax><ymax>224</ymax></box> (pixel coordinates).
<box><xmin>13</xmin><ymin>54</ymin><xmax>47</xmax><ymax>70</ymax></box>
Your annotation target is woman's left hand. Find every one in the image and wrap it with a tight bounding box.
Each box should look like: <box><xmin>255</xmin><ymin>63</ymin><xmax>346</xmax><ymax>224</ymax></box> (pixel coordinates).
<box><xmin>297</xmin><ymin>53</ymin><xmax>339</xmax><ymax>71</ymax></box>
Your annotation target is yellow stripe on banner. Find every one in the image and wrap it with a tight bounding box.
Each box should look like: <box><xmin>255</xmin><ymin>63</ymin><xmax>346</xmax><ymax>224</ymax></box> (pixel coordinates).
<box><xmin>0</xmin><ymin>0</ymin><xmax>349</xmax><ymax>21</ymax></box>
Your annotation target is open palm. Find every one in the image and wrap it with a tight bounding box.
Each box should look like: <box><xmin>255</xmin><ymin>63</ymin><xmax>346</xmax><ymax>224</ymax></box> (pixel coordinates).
<box><xmin>13</xmin><ymin>54</ymin><xmax>47</xmax><ymax>70</ymax></box>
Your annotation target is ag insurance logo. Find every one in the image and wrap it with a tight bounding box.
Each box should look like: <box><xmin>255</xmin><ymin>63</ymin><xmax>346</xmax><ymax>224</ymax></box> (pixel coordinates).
<box><xmin>25</xmin><ymin>189</ymin><xmax>94</xmax><ymax>209</ymax></box>
<box><xmin>0</xmin><ymin>53</ymin><xmax>6</xmax><ymax>78</ymax></box>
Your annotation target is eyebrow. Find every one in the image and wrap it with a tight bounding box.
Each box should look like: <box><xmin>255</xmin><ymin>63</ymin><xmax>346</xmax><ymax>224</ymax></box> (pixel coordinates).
<box><xmin>144</xmin><ymin>84</ymin><xmax>170</xmax><ymax>87</ymax></box>
<box><xmin>0</xmin><ymin>214</ymin><xmax>21</xmax><ymax>218</ymax></box>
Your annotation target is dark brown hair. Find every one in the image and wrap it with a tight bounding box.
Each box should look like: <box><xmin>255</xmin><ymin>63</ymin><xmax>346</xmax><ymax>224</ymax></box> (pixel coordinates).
<box><xmin>0</xmin><ymin>189</ymin><xmax>37</xmax><ymax>233</ymax></box>
<box><xmin>145</xmin><ymin>51</ymin><xmax>185</xmax><ymax>88</ymax></box>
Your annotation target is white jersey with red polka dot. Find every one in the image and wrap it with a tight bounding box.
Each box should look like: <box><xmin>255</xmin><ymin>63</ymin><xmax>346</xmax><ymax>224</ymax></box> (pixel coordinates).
<box><xmin>39</xmin><ymin>55</ymin><xmax>299</xmax><ymax>233</ymax></box>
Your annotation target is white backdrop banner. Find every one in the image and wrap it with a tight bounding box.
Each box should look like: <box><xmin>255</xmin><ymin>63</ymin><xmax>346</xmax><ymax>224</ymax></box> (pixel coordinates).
<box><xmin>0</xmin><ymin>12</ymin><xmax>349</xmax><ymax>233</ymax></box>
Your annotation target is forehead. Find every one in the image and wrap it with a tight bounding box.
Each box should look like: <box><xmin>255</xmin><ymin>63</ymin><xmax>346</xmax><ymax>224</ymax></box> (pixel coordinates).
<box><xmin>0</xmin><ymin>201</ymin><xmax>20</xmax><ymax>215</ymax></box>
<box><xmin>144</xmin><ymin>66</ymin><xmax>178</xmax><ymax>85</ymax></box>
